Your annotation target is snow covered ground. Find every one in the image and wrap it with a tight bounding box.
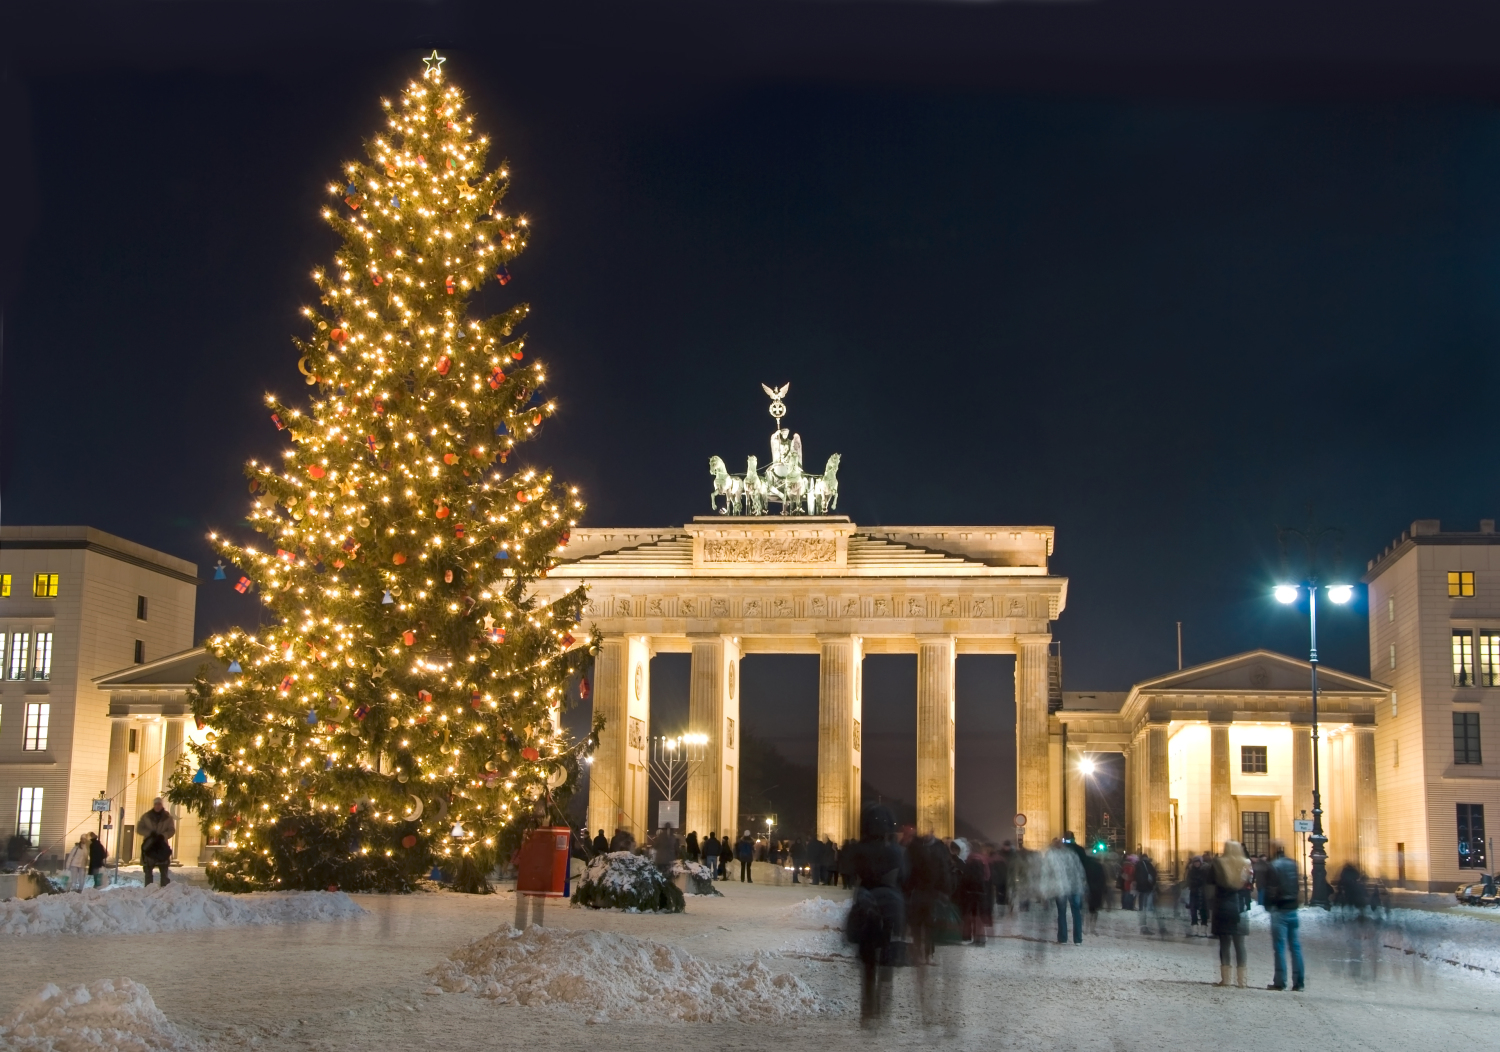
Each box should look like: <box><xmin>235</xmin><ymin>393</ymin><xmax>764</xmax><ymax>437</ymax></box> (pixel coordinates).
<box><xmin>0</xmin><ymin>884</ymin><xmax>366</xmax><ymax>937</ymax></box>
<box><xmin>1</xmin><ymin>881</ymin><xmax>1498</xmax><ymax>1051</ymax></box>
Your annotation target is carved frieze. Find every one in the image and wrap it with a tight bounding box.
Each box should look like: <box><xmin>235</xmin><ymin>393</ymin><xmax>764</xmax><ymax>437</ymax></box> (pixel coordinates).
<box><xmin>743</xmin><ymin>597</ymin><xmax>764</xmax><ymax>617</ymax></box>
<box><xmin>701</xmin><ymin>537</ymin><xmax>837</xmax><ymax>564</ymax></box>
<box><xmin>771</xmin><ymin>597</ymin><xmax>793</xmax><ymax>618</ymax></box>
<box><xmin>972</xmin><ymin>597</ymin><xmax>994</xmax><ymax>618</ymax></box>
<box><xmin>810</xmin><ymin>596</ymin><xmax>828</xmax><ymax>617</ymax></box>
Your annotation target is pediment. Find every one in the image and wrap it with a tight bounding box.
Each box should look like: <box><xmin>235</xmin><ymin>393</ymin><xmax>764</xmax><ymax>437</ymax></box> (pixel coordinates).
<box><xmin>1136</xmin><ymin>650</ymin><xmax>1384</xmax><ymax>695</ymax></box>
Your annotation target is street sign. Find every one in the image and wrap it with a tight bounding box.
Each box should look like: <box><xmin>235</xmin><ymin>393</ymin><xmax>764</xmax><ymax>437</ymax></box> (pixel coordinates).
<box><xmin>91</xmin><ymin>799</ymin><xmax>111</xmax><ymax>813</ymax></box>
<box><xmin>1014</xmin><ymin>813</ymin><xmax>1027</xmax><ymax>827</ymax></box>
<box><xmin>1293</xmin><ymin>819</ymin><xmax>1313</xmax><ymax>833</ymax></box>
<box><xmin>657</xmin><ymin>800</ymin><xmax>680</xmax><ymax>829</ymax></box>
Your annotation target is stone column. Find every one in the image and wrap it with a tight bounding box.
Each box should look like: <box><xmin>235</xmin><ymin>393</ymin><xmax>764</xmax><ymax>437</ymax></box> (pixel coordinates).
<box><xmin>1016</xmin><ymin>633</ymin><xmax>1052</xmax><ymax>847</ymax></box>
<box><xmin>105</xmin><ymin>721</ymin><xmax>130</xmax><ymax>858</ymax></box>
<box><xmin>687</xmin><ymin>635</ymin><xmax>741</xmax><ymax>840</ymax></box>
<box><xmin>1147</xmin><ymin>724</ymin><xmax>1171</xmax><ymax>863</ymax></box>
<box><xmin>1291</xmin><ymin>724</ymin><xmax>1311</xmax><ymax>836</ymax></box>
<box><xmin>1063</xmin><ymin>740</ymin><xmax>1086</xmax><ymax>843</ymax></box>
<box><xmin>1210</xmin><ymin>722</ymin><xmax>1232</xmax><ymax>849</ymax></box>
<box><xmin>1354</xmin><ymin>726</ymin><xmax>1379</xmax><ymax>874</ymax></box>
<box><xmin>916</xmin><ymin>635</ymin><xmax>956</xmax><ymax>837</ymax></box>
<box><xmin>817</xmin><ymin>634</ymin><xmax>861</xmax><ymax>843</ymax></box>
<box><xmin>587</xmin><ymin>638</ymin><xmax>628</xmax><ymax>839</ymax></box>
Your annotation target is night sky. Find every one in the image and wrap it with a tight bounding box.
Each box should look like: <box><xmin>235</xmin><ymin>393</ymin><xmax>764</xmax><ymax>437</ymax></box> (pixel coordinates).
<box><xmin>7</xmin><ymin>1</ymin><xmax>1500</xmax><ymax>837</ymax></box>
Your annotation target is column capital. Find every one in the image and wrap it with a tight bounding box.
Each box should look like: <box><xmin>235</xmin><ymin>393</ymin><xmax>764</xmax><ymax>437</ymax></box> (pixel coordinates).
<box><xmin>914</xmin><ymin>633</ymin><xmax>956</xmax><ymax>646</ymax></box>
<box><xmin>816</xmin><ymin>632</ymin><xmax>862</xmax><ymax>644</ymax></box>
<box><xmin>1017</xmin><ymin>632</ymin><xmax>1052</xmax><ymax>647</ymax></box>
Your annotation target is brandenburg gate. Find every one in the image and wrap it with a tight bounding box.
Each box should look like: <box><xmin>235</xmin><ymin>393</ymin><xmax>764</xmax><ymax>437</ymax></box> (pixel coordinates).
<box><xmin>539</xmin><ymin>386</ymin><xmax>1069</xmax><ymax>844</ymax></box>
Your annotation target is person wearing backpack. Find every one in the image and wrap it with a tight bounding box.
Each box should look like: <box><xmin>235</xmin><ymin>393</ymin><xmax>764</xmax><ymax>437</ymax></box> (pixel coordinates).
<box><xmin>1264</xmin><ymin>840</ymin><xmax>1305</xmax><ymax>991</ymax></box>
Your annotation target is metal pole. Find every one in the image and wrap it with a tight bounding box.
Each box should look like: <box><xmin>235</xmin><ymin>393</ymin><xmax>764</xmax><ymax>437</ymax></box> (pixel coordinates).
<box><xmin>1176</xmin><ymin>622</ymin><xmax>1183</xmax><ymax>670</ymax></box>
<box><xmin>1308</xmin><ymin>582</ymin><xmax>1330</xmax><ymax>908</ymax></box>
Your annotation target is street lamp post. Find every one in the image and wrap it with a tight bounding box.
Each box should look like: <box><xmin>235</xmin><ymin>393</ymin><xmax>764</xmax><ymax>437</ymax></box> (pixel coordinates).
<box><xmin>1275</xmin><ymin>578</ymin><xmax>1353</xmax><ymax>909</ymax></box>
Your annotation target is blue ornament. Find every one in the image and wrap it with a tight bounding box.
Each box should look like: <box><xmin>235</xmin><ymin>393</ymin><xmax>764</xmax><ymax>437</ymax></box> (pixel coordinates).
<box><xmin>191</xmin><ymin>768</ymin><xmax>208</xmax><ymax>785</ymax></box>
<box><xmin>306</xmin><ymin>710</ymin><xmax>319</xmax><ymax>726</ymax></box>
<box><xmin>382</xmin><ymin>590</ymin><xmax>395</xmax><ymax>604</ymax></box>
<box><xmin>494</xmin><ymin>549</ymin><xmax>509</xmax><ymax>560</ymax></box>
<box><xmin>228</xmin><ymin>660</ymin><xmax>242</xmax><ymax>674</ymax></box>
<box><xmin>345</xmin><ymin>182</ymin><xmax>357</xmax><ymax>195</ymax></box>
<box><xmin>494</xmin><ymin>420</ymin><xmax>508</xmax><ymax>436</ymax></box>
<box><xmin>213</xmin><ymin>561</ymin><xmax>227</xmax><ymax>580</ymax></box>
<box><xmin>391</xmin><ymin>195</ymin><xmax>401</xmax><ymax>210</ymax></box>
<box><xmin>325</xmin><ymin>757</ymin><xmax>334</xmax><ymax>770</ymax></box>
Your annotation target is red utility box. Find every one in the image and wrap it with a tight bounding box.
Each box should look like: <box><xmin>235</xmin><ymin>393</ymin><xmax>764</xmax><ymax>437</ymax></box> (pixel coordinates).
<box><xmin>515</xmin><ymin>826</ymin><xmax>570</xmax><ymax>897</ymax></box>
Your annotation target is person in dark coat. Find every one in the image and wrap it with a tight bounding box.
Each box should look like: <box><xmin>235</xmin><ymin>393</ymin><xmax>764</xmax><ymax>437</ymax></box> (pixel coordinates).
<box><xmin>137</xmin><ymin>798</ymin><xmax>176</xmax><ymax>887</ymax></box>
<box><xmin>735</xmin><ymin>831</ymin><xmax>755</xmax><ymax>882</ymax></box>
<box><xmin>957</xmin><ymin>842</ymin><xmax>989</xmax><ymax>945</ymax></box>
<box><xmin>685</xmin><ymin>830</ymin><xmax>700</xmax><ymax>864</ymax></box>
<box><xmin>1211</xmin><ymin>841</ymin><xmax>1252</xmax><ymax>987</ymax></box>
<box><xmin>87</xmin><ymin>832</ymin><xmax>108</xmax><ymax>889</ymax></box>
<box><xmin>790</xmin><ymin>837</ymin><xmax>807</xmax><ymax>883</ymax></box>
<box><xmin>1186</xmin><ymin>853</ymin><xmax>1210</xmax><ymax>934</ymax></box>
<box><xmin>702</xmin><ymin>832</ymin><xmax>721</xmax><ymax>879</ymax></box>
<box><xmin>846</xmin><ymin>805</ymin><xmax>906</xmax><ymax>1024</ymax></box>
<box><xmin>591</xmin><ymin>828</ymin><xmax>609</xmax><ymax>855</ymax></box>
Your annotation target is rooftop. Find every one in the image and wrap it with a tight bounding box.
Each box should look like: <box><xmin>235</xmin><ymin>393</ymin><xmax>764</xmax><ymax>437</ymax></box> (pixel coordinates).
<box><xmin>1364</xmin><ymin>518</ymin><xmax>1500</xmax><ymax>581</ymax></box>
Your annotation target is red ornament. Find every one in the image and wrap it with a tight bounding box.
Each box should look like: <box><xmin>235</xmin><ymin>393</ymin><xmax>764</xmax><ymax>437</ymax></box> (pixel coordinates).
<box><xmin>278</xmin><ymin>676</ymin><xmax>293</xmax><ymax>693</ymax></box>
<box><xmin>436</xmin><ymin>355</ymin><xmax>451</xmax><ymax>375</ymax></box>
<box><xmin>521</xmin><ymin>747</ymin><xmax>540</xmax><ymax>761</ymax></box>
<box><xmin>344</xmin><ymin>194</ymin><xmax>361</xmax><ymax>210</ymax></box>
<box><xmin>418</xmin><ymin>689</ymin><xmax>432</xmax><ymax>703</ymax></box>
<box><xmin>373</xmin><ymin>399</ymin><xmax>385</xmax><ymax>415</ymax></box>
<box><xmin>328</xmin><ymin>884</ymin><xmax>340</xmax><ymax>892</ymax></box>
<box><xmin>393</xmin><ymin>552</ymin><xmax>407</xmax><ymax>564</ymax></box>
<box><xmin>511</xmin><ymin>349</ymin><xmax>523</xmax><ymax>360</ymax></box>
<box><xmin>277</xmin><ymin>549</ymin><xmax>295</xmax><ymax>563</ymax></box>
<box><xmin>371</xmin><ymin>271</ymin><xmax>383</xmax><ymax>286</ymax></box>
<box><xmin>330</xmin><ymin>328</ymin><xmax>349</xmax><ymax>342</ymax></box>
<box><xmin>470</xmin><ymin>690</ymin><xmax>482</xmax><ymax>709</ymax></box>
<box><xmin>533</xmin><ymin>414</ymin><xmax>542</xmax><ymax>425</ymax></box>
<box><xmin>516</xmin><ymin>492</ymin><xmax>530</xmax><ymax>503</ymax></box>
<box><xmin>365</xmin><ymin>435</ymin><xmax>378</xmax><ymax>453</ymax></box>
<box><xmin>403</xmin><ymin>630</ymin><xmax>416</xmax><ymax>646</ymax></box>
<box><xmin>332</xmin><ymin>559</ymin><xmax>345</xmax><ymax>569</ymax></box>
<box><xmin>402</xmin><ymin>835</ymin><xmax>418</xmax><ymax>848</ymax></box>
<box><xmin>579</xmin><ymin>678</ymin><xmax>590</xmax><ymax>700</ymax></box>
<box><xmin>561</xmin><ymin>633</ymin><xmax>575</xmax><ymax>648</ymax></box>
<box><xmin>444</xmin><ymin>569</ymin><xmax>454</xmax><ymax>583</ymax></box>
<box><xmin>489</xmin><ymin>368</ymin><xmax>504</xmax><ymax>389</ymax></box>
<box><xmin>235</xmin><ymin>576</ymin><xmax>252</xmax><ymax>593</ymax></box>
<box><xmin>436</xmin><ymin>505</ymin><xmax>450</xmax><ymax>519</ymax></box>
<box><xmin>271</xmin><ymin>413</ymin><xmax>285</xmax><ymax>430</ymax></box>
<box><xmin>444</xmin><ymin>276</ymin><xmax>456</xmax><ymax>294</ymax></box>
<box><xmin>443</xmin><ymin>452</ymin><xmax>458</xmax><ymax>465</ymax></box>
<box><xmin>454</xmin><ymin>526</ymin><xmax>466</xmax><ymax>539</ymax></box>
<box><xmin>307</xmin><ymin>465</ymin><xmax>326</xmax><ymax>479</ymax></box>
<box><xmin>496</xmin><ymin>266</ymin><xmax>511</xmax><ymax>286</ymax></box>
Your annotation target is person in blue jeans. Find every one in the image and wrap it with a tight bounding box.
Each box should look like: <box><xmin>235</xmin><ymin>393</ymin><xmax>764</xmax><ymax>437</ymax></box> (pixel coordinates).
<box><xmin>1053</xmin><ymin>835</ymin><xmax>1087</xmax><ymax>944</ymax></box>
<box><xmin>1264</xmin><ymin>840</ymin><xmax>1305</xmax><ymax>991</ymax></box>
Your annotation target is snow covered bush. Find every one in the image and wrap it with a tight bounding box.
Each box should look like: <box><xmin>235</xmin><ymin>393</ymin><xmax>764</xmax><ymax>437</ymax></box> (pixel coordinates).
<box><xmin>671</xmin><ymin>860</ymin><xmax>722</xmax><ymax>896</ymax></box>
<box><xmin>572</xmin><ymin>852</ymin><xmax>684</xmax><ymax>913</ymax></box>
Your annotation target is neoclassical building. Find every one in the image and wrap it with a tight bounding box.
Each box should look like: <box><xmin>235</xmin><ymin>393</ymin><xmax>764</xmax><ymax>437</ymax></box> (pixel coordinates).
<box><xmin>1056</xmin><ymin>651</ymin><xmax>1385</xmax><ymax>877</ymax></box>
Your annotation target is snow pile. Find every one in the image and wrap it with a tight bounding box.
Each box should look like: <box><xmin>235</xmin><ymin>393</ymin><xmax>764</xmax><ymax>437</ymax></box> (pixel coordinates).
<box><xmin>429</xmin><ymin>925</ymin><xmax>824</xmax><ymax>1021</ymax></box>
<box><xmin>670</xmin><ymin>860</ymin><xmax>721</xmax><ymax>896</ymax></box>
<box><xmin>0</xmin><ymin>882</ymin><xmax>366</xmax><ymax>936</ymax></box>
<box><xmin>572</xmin><ymin>852</ymin><xmax>684</xmax><ymax>913</ymax></box>
<box><xmin>0</xmin><ymin>978</ymin><xmax>201</xmax><ymax>1051</ymax></box>
<box><xmin>783</xmin><ymin>896</ymin><xmax>849</xmax><ymax>930</ymax></box>
<box><xmin>1245</xmin><ymin>906</ymin><xmax>1500</xmax><ymax>978</ymax></box>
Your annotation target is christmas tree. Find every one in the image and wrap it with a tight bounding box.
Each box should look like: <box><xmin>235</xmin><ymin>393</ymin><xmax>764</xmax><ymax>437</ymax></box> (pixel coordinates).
<box><xmin>170</xmin><ymin>52</ymin><xmax>593</xmax><ymax>894</ymax></box>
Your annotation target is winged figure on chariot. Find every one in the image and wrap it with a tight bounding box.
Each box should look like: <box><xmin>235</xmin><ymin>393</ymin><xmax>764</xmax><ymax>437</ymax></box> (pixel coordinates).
<box><xmin>709</xmin><ymin>383</ymin><xmax>841</xmax><ymax>516</ymax></box>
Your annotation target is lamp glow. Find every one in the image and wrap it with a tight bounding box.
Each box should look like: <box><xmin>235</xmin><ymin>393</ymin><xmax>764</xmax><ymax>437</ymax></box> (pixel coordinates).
<box><xmin>1078</xmin><ymin>756</ymin><xmax>1096</xmax><ymax>776</ymax></box>
<box><xmin>1326</xmin><ymin>584</ymin><xmax>1354</xmax><ymax>605</ymax></box>
<box><xmin>1274</xmin><ymin>584</ymin><xmax>1299</xmax><ymax>604</ymax></box>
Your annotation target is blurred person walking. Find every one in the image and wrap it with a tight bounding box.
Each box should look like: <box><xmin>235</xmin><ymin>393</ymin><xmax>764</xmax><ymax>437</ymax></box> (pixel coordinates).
<box><xmin>65</xmin><ymin>836</ymin><xmax>88</xmax><ymax>892</ymax></box>
<box><xmin>1136</xmin><ymin>850</ymin><xmax>1165</xmax><ymax>935</ymax></box>
<box><xmin>137</xmin><ymin>797</ymin><xmax>175</xmax><ymax>887</ymax></box>
<box><xmin>845</xmin><ymin>805</ymin><xmax>906</xmax><ymax>1025</ymax></box>
<box><xmin>1211</xmin><ymin>840</ymin><xmax>1253</xmax><ymax>987</ymax></box>
<box><xmin>1186</xmin><ymin>853</ymin><xmax>1210</xmax><ymax>935</ymax></box>
<box><xmin>1047</xmin><ymin>836</ymin><xmax>1087</xmax><ymax>944</ymax></box>
<box><xmin>736</xmin><ymin>831</ymin><xmax>755</xmax><ymax>882</ymax></box>
<box><xmin>1263</xmin><ymin>840</ymin><xmax>1304</xmax><ymax>991</ymax></box>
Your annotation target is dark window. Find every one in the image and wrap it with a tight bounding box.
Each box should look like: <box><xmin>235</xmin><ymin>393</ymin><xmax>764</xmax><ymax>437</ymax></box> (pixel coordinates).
<box><xmin>1450</xmin><ymin>571</ymin><xmax>1476</xmax><ymax>598</ymax></box>
<box><xmin>1458</xmin><ymin>804</ymin><xmax>1487</xmax><ymax>869</ymax></box>
<box><xmin>1241</xmin><ymin>745</ymin><xmax>1268</xmax><ymax>774</ymax></box>
<box><xmin>1453</xmin><ymin>630</ymin><xmax>1475</xmax><ymax>687</ymax></box>
<box><xmin>133</xmin><ymin>640</ymin><xmax>145</xmax><ymax>665</ymax></box>
<box><xmin>1454</xmin><ymin>711</ymin><xmax>1483</xmax><ymax>765</ymax></box>
<box><xmin>136</xmin><ymin>595</ymin><xmax>148</xmax><ymax>621</ymax></box>
<box><xmin>1241</xmin><ymin>811</ymin><xmax>1271</xmax><ymax>857</ymax></box>
<box><xmin>128</xmin><ymin>728</ymin><xmax>138</xmax><ymax>753</ymax></box>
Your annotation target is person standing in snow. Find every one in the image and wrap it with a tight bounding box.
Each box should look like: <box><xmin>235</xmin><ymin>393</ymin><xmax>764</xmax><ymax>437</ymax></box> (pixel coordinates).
<box><xmin>137</xmin><ymin>797</ymin><xmax>176</xmax><ymax>887</ymax></box>
<box><xmin>653</xmin><ymin>825</ymin><xmax>679</xmax><ymax>875</ymax></box>
<box><xmin>65</xmin><ymin>836</ymin><xmax>88</xmax><ymax>892</ymax></box>
<box><xmin>1263</xmin><ymin>840</ymin><xmax>1304</xmax><ymax>991</ymax></box>
<box><xmin>591</xmin><ymin>828</ymin><xmax>609</xmax><ymax>856</ymax></box>
<box><xmin>702</xmin><ymin>832</ymin><xmax>721</xmax><ymax>879</ymax></box>
<box><xmin>1211</xmin><ymin>840</ymin><xmax>1253</xmax><ymax>987</ymax></box>
<box><xmin>735</xmin><ymin>831</ymin><xmax>755</xmax><ymax>882</ymax></box>
<box><xmin>87</xmin><ymin>832</ymin><xmax>108</xmax><ymax>888</ymax></box>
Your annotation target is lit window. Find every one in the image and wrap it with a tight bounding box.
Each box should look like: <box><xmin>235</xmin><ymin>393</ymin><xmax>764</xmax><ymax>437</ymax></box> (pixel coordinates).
<box><xmin>1241</xmin><ymin>745</ymin><xmax>1268</xmax><ymax>774</ymax></box>
<box><xmin>0</xmin><ymin>574</ymin><xmax>10</xmax><ymax>597</ymax></box>
<box><xmin>1390</xmin><ymin>643</ymin><xmax>1396</xmax><ymax>670</ymax></box>
<box><xmin>1394</xmin><ymin>740</ymin><xmax>1400</xmax><ymax>767</ymax></box>
<box><xmin>1453</xmin><ymin>630</ymin><xmax>1475</xmax><ymax>687</ymax></box>
<box><xmin>31</xmin><ymin>632</ymin><xmax>52</xmax><ymax>681</ymax></box>
<box><xmin>1458</xmin><ymin>803</ymin><xmax>1487</xmax><ymax>869</ymax></box>
<box><xmin>1449</xmin><ymin>571</ymin><xmax>1476</xmax><ymax>598</ymax></box>
<box><xmin>15</xmin><ymin>788</ymin><xmax>43</xmax><ymax>846</ymax></box>
<box><xmin>1482</xmin><ymin>632</ymin><xmax>1500</xmax><ymax>688</ymax></box>
<box><xmin>1388</xmin><ymin>596</ymin><xmax>1395</xmax><ymax>623</ymax></box>
<box><xmin>1391</xmin><ymin>691</ymin><xmax>1398</xmax><ymax>717</ymax></box>
<box><xmin>1454</xmin><ymin>711</ymin><xmax>1482</xmax><ymax>765</ymax></box>
<box><xmin>32</xmin><ymin>574</ymin><xmax>58</xmax><ymax>598</ymax></box>
<box><xmin>23</xmin><ymin>703</ymin><xmax>48</xmax><ymax>751</ymax></box>
<box><xmin>7</xmin><ymin>632</ymin><xmax>30</xmax><ymax>680</ymax></box>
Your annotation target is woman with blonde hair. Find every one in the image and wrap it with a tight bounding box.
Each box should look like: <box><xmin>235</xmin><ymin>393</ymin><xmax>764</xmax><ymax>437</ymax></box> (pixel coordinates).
<box><xmin>1211</xmin><ymin>840</ymin><xmax>1252</xmax><ymax>987</ymax></box>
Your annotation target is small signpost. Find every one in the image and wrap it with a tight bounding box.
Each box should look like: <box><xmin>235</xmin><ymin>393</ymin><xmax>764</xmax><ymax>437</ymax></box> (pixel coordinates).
<box><xmin>1292</xmin><ymin>819</ymin><xmax>1313</xmax><ymax>833</ymax></box>
<box><xmin>1014</xmin><ymin>811</ymin><xmax>1027</xmax><ymax>848</ymax></box>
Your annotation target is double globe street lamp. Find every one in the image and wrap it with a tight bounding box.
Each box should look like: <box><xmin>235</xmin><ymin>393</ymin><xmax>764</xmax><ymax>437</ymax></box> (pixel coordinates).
<box><xmin>1274</xmin><ymin>578</ymin><xmax>1354</xmax><ymax>908</ymax></box>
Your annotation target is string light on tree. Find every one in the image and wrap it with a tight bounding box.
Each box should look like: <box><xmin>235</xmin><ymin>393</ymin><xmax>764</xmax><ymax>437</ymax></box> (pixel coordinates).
<box><xmin>170</xmin><ymin>52</ymin><xmax>598</xmax><ymax>895</ymax></box>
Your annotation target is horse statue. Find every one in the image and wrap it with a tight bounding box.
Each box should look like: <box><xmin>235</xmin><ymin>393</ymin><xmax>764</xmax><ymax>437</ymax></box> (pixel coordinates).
<box><xmin>708</xmin><ymin>456</ymin><xmax>744</xmax><ymax>515</ymax></box>
<box><xmin>809</xmin><ymin>453</ymin><xmax>840</xmax><ymax>514</ymax></box>
<box><xmin>743</xmin><ymin>456</ymin><xmax>768</xmax><ymax>516</ymax></box>
<box><xmin>779</xmin><ymin>456</ymin><xmax>808</xmax><ymax>516</ymax></box>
